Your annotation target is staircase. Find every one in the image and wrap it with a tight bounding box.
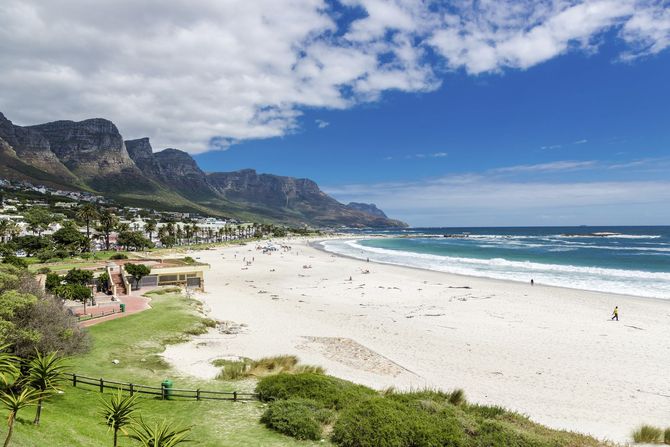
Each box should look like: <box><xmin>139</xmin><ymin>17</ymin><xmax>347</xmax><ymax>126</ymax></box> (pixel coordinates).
<box><xmin>111</xmin><ymin>271</ymin><xmax>127</xmax><ymax>296</ymax></box>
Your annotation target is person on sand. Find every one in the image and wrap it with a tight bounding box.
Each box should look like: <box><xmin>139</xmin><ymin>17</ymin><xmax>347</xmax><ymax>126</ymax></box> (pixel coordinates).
<box><xmin>611</xmin><ymin>306</ymin><xmax>619</xmax><ymax>321</ymax></box>
<box><xmin>530</xmin><ymin>279</ymin><xmax>534</xmax><ymax>286</ymax></box>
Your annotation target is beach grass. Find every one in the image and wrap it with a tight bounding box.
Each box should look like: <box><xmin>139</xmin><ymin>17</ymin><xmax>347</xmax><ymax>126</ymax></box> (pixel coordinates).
<box><xmin>6</xmin><ymin>290</ymin><xmax>331</xmax><ymax>446</ymax></box>
<box><xmin>215</xmin><ymin>355</ymin><xmax>325</xmax><ymax>380</ymax></box>
<box><xmin>632</xmin><ymin>425</ymin><xmax>664</xmax><ymax>444</ymax></box>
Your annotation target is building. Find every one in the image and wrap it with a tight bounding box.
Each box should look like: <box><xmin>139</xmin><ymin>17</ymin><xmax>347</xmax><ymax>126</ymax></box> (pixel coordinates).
<box><xmin>123</xmin><ymin>260</ymin><xmax>210</xmax><ymax>291</ymax></box>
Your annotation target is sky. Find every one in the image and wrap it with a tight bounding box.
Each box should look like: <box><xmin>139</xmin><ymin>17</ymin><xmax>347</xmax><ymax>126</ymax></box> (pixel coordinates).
<box><xmin>1</xmin><ymin>0</ymin><xmax>669</xmax><ymax>226</ymax></box>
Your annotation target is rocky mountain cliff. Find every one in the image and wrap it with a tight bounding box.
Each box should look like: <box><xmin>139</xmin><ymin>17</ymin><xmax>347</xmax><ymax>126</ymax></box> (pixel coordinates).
<box><xmin>0</xmin><ymin>112</ymin><xmax>77</xmax><ymax>182</ymax></box>
<box><xmin>0</xmin><ymin>111</ymin><xmax>406</xmax><ymax>228</ymax></box>
<box><xmin>346</xmin><ymin>202</ymin><xmax>388</xmax><ymax>218</ymax></box>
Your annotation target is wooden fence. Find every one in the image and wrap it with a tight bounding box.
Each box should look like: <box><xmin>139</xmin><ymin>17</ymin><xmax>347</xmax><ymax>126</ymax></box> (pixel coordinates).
<box><xmin>64</xmin><ymin>373</ymin><xmax>258</xmax><ymax>402</ymax></box>
<box><xmin>76</xmin><ymin>308</ymin><xmax>120</xmax><ymax>322</ymax></box>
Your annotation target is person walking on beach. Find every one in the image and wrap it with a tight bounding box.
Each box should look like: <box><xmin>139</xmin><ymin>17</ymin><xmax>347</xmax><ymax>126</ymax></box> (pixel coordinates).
<box><xmin>611</xmin><ymin>306</ymin><xmax>619</xmax><ymax>321</ymax></box>
<box><xmin>530</xmin><ymin>279</ymin><xmax>534</xmax><ymax>286</ymax></box>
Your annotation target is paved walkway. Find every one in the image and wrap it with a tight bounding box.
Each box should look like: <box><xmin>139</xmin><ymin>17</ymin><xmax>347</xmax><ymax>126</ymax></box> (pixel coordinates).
<box><xmin>79</xmin><ymin>292</ymin><xmax>153</xmax><ymax>327</ymax></box>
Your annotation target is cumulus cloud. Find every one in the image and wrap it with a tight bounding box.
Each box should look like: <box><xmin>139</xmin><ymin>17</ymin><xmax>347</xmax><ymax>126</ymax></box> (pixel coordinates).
<box><xmin>315</xmin><ymin>119</ymin><xmax>330</xmax><ymax>128</ymax></box>
<box><xmin>0</xmin><ymin>0</ymin><xmax>668</xmax><ymax>153</ymax></box>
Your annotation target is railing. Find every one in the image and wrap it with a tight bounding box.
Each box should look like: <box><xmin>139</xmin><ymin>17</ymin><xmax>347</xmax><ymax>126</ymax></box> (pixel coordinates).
<box><xmin>64</xmin><ymin>373</ymin><xmax>258</xmax><ymax>401</ymax></box>
<box><xmin>77</xmin><ymin>308</ymin><xmax>120</xmax><ymax>322</ymax></box>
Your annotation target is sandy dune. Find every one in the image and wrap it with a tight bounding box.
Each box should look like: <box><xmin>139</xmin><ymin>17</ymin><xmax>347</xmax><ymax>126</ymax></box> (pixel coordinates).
<box><xmin>163</xmin><ymin>237</ymin><xmax>670</xmax><ymax>444</ymax></box>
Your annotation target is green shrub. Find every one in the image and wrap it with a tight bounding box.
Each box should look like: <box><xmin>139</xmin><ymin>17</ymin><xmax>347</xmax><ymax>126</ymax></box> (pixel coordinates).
<box><xmin>45</xmin><ymin>272</ymin><xmax>62</xmax><ymax>291</ymax></box>
<box><xmin>36</xmin><ymin>267</ymin><xmax>51</xmax><ymax>274</ymax></box>
<box><xmin>464</xmin><ymin>404</ymin><xmax>508</xmax><ymax>420</ymax></box>
<box><xmin>664</xmin><ymin>427</ymin><xmax>670</xmax><ymax>445</ymax></box>
<box><xmin>632</xmin><ymin>425</ymin><xmax>663</xmax><ymax>444</ymax></box>
<box><xmin>256</xmin><ymin>373</ymin><xmax>377</xmax><ymax>410</ymax></box>
<box><xmin>474</xmin><ymin>420</ymin><xmax>534</xmax><ymax>447</ymax></box>
<box><xmin>260</xmin><ymin>398</ymin><xmax>328</xmax><ymax>440</ymax></box>
<box><xmin>2</xmin><ymin>255</ymin><xmax>28</xmax><ymax>269</ymax></box>
<box><xmin>110</xmin><ymin>253</ymin><xmax>128</xmax><ymax>260</ymax></box>
<box><xmin>332</xmin><ymin>397</ymin><xmax>466</xmax><ymax>447</ymax></box>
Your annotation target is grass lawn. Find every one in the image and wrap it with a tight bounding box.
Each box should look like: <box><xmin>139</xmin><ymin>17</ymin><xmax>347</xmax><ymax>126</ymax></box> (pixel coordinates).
<box><xmin>6</xmin><ymin>290</ymin><xmax>331</xmax><ymax>447</ymax></box>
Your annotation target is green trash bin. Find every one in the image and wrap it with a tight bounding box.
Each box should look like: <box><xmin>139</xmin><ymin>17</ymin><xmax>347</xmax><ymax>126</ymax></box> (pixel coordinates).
<box><xmin>119</xmin><ymin>303</ymin><xmax>126</xmax><ymax>313</ymax></box>
<box><xmin>161</xmin><ymin>379</ymin><xmax>173</xmax><ymax>400</ymax></box>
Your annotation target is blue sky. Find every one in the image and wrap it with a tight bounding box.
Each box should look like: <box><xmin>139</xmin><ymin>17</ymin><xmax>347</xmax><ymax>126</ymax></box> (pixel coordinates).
<box><xmin>2</xmin><ymin>0</ymin><xmax>670</xmax><ymax>226</ymax></box>
<box><xmin>195</xmin><ymin>29</ymin><xmax>670</xmax><ymax>226</ymax></box>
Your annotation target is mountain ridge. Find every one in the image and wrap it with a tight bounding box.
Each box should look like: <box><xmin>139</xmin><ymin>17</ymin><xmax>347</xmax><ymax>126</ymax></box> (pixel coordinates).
<box><xmin>0</xmin><ymin>111</ymin><xmax>406</xmax><ymax>228</ymax></box>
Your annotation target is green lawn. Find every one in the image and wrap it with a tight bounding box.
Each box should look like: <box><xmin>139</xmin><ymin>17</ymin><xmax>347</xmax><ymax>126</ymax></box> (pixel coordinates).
<box><xmin>7</xmin><ymin>290</ymin><xmax>331</xmax><ymax>447</ymax></box>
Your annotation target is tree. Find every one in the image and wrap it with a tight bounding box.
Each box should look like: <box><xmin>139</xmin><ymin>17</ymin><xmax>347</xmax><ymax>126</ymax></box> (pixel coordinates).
<box><xmin>25</xmin><ymin>351</ymin><xmax>68</xmax><ymax>425</ymax></box>
<box><xmin>23</xmin><ymin>208</ymin><xmax>53</xmax><ymax>236</ymax></box>
<box><xmin>124</xmin><ymin>264</ymin><xmax>151</xmax><ymax>290</ymax></box>
<box><xmin>98</xmin><ymin>210</ymin><xmax>119</xmax><ymax>251</ymax></box>
<box><xmin>0</xmin><ymin>388</ymin><xmax>39</xmax><ymax>447</ymax></box>
<box><xmin>117</xmin><ymin>231</ymin><xmax>154</xmax><ymax>251</ymax></box>
<box><xmin>144</xmin><ymin>220</ymin><xmax>157</xmax><ymax>243</ymax></box>
<box><xmin>100</xmin><ymin>391</ymin><xmax>139</xmax><ymax>447</ymax></box>
<box><xmin>127</xmin><ymin>418</ymin><xmax>192</xmax><ymax>447</ymax></box>
<box><xmin>0</xmin><ymin>266</ymin><xmax>89</xmax><ymax>358</ymax></box>
<box><xmin>0</xmin><ymin>221</ymin><xmax>20</xmax><ymax>243</ymax></box>
<box><xmin>54</xmin><ymin>283</ymin><xmax>92</xmax><ymax>313</ymax></box>
<box><xmin>75</xmin><ymin>204</ymin><xmax>99</xmax><ymax>248</ymax></box>
<box><xmin>12</xmin><ymin>236</ymin><xmax>51</xmax><ymax>257</ymax></box>
<box><xmin>64</xmin><ymin>268</ymin><xmax>94</xmax><ymax>286</ymax></box>
<box><xmin>52</xmin><ymin>221</ymin><xmax>87</xmax><ymax>256</ymax></box>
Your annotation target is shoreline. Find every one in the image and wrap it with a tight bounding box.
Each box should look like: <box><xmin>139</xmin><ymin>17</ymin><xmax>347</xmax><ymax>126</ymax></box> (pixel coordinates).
<box><xmin>313</xmin><ymin>236</ymin><xmax>670</xmax><ymax>302</ymax></box>
<box><xmin>163</xmin><ymin>237</ymin><xmax>670</xmax><ymax>444</ymax></box>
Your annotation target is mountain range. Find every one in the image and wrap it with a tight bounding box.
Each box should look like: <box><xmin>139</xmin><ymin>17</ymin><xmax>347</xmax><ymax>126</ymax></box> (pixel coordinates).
<box><xmin>0</xmin><ymin>112</ymin><xmax>405</xmax><ymax>228</ymax></box>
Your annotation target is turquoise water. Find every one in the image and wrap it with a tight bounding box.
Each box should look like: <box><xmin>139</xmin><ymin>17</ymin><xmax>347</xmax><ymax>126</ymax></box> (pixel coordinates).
<box><xmin>320</xmin><ymin>226</ymin><xmax>670</xmax><ymax>299</ymax></box>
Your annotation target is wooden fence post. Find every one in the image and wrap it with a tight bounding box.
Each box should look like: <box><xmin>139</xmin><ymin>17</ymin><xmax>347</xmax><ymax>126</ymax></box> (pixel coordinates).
<box><xmin>233</xmin><ymin>391</ymin><xmax>237</xmax><ymax>402</ymax></box>
<box><xmin>99</xmin><ymin>378</ymin><xmax>104</xmax><ymax>393</ymax></box>
<box><xmin>72</xmin><ymin>374</ymin><xmax>77</xmax><ymax>387</ymax></box>
<box><xmin>196</xmin><ymin>389</ymin><xmax>200</xmax><ymax>401</ymax></box>
<box><xmin>129</xmin><ymin>383</ymin><xmax>134</xmax><ymax>396</ymax></box>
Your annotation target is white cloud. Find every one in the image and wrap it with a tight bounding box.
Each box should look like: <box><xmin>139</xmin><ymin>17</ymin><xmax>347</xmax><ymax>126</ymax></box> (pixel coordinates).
<box><xmin>492</xmin><ymin>160</ymin><xmax>597</xmax><ymax>173</ymax></box>
<box><xmin>326</xmin><ymin>176</ymin><xmax>670</xmax><ymax>226</ymax></box>
<box><xmin>315</xmin><ymin>119</ymin><xmax>330</xmax><ymax>128</ymax></box>
<box><xmin>0</xmin><ymin>0</ymin><xmax>668</xmax><ymax>153</ymax></box>
<box><xmin>573</xmin><ymin>139</ymin><xmax>588</xmax><ymax>144</ymax></box>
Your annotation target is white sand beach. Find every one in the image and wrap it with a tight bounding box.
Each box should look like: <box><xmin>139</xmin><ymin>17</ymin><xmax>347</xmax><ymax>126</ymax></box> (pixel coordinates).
<box><xmin>163</xmin><ymin>237</ymin><xmax>670</xmax><ymax>444</ymax></box>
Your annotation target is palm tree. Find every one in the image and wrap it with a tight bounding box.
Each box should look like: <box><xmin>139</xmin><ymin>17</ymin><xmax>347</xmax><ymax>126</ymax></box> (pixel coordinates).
<box><xmin>0</xmin><ymin>346</ymin><xmax>19</xmax><ymax>388</ymax></box>
<box><xmin>144</xmin><ymin>219</ymin><xmax>157</xmax><ymax>243</ymax></box>
<box><xmin>76</xmin><ymin>204</ymin><xmax>99</xmax><ymax>251</ymax></box>
<box><xmin>25</xmin><ymin>351</ymin><xmax>68</xmax><ymax>425</ymax></box>
<box><xmin>0</xmin><ymin>388</ymin><xmax>39</xmax><ymax>447</ymax></box>
<box><xmin>127</xmin><ymin>417</ymin><xmax>191</xmax><ymax>447</ymax></box>
<box><xmin>98</xmin><ymin>210</ymin><xmax>119</xmax><ymax>251</ymax></box>
<box><xmin>100</xmin><ymin>391</ymin><xmax>139</xmax><ymax>447</ymax></box>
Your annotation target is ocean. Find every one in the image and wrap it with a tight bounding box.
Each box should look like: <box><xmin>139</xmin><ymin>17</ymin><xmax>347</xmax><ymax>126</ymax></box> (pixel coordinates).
<box><xmin>319</xmin><ymin>226</ymin><xmax>670</xmax><ymax>299</ymax></box>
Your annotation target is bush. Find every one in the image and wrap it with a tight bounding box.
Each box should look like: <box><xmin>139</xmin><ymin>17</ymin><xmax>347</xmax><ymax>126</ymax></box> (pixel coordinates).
<box><xmin>36</xmin><ymin>267</ymin><xmax>51</xmax><ymax>274</ymax></box>
<box><xmin>332</xmin><ymin>397</ymin><xmax>466</xmax><ymax>447</ymax></box>
<box><xmin>256</xmin><ymin>373</ymin><xmax>377</xmax><ymax>410</ymax></box>
<box><xmin>2</xmin><ymin>255</ymin><xmax>28</xmax><ymax>269</ymax></box>
<box><xmin>261</xmin><ymin>398</ymin><xmax>329</xmax><ymax>440</ymax></box>
<box><xmin>665</xmin><ymin>427</ymin><xmax>670</xmax><ymax>445</ymax></box>
<box><xmin>110</xmin><ymin>253</ymin><xmax>128</xmax><ymax>260</ymax></box>
<box><xmin>632</xmin><ymin>425</ymin><xmax>663</xmax><ymax>444</ymax></box>
<box><xmin>45</xmin><ymin>272</ymin><xmax>62</xmax><ymax>291</ymax></box>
